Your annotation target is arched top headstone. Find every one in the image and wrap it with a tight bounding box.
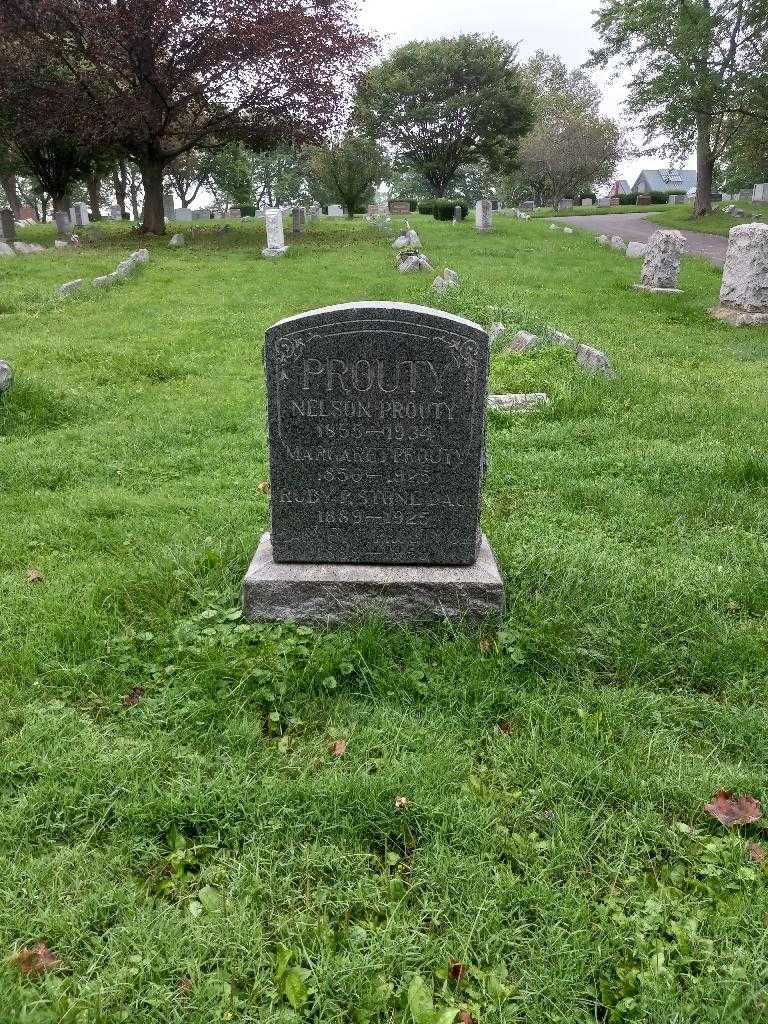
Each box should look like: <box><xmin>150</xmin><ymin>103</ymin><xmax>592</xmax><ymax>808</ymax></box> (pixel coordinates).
<box><xmin>263</xmin><ymin>302</ymin><xmax>490</xmax><ymax>566</ymax></box>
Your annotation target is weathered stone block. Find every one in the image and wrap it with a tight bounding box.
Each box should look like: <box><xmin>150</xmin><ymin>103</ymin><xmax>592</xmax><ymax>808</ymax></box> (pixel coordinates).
<box><xmin>242</xmin><ymin>532</ymin><xmax>505</xmax><ymax>624</ymax></box>
<box><xmin>711</xmin><ymin>222</ymin><xmax>768</xmax><ymax>324</ymax></box>
<box><xmin>0</xmin><ymin>360</ymin><xmax>12</xmax><ymax>394</ymax></box>
<box><xmin>637</xmin><ymin>229</ymin><xmax>686</xmax><ymax>291</ymax></box>
<box><xmin>576</xmin><ymin>344</ymin><xmax>616</xmax><ymax>377</ymax></box>
<box><xmin>487</xmin><ymin>393</ymin><xmax>549</xmax><ymax>411</ymax></box>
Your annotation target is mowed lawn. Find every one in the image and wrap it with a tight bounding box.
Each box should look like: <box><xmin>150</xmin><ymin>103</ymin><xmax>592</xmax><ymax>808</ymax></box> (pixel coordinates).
<box><xmin>1</xmin><ymin>213</ymin><xmax>768</xmax><ymax>1024</ymax></box>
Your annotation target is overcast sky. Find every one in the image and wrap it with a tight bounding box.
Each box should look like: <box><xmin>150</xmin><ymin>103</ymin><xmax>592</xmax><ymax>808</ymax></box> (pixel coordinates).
<box><xmin>357</xmin><ymin>0</ymin><xmax>689</xmax><ymax>187</ymax></box>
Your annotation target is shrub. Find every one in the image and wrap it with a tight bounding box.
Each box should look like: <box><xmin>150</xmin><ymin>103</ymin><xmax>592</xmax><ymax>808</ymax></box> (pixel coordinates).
<box><xmin>433</xmin><ymin>199</ymin><xmax>468</xmax><ymax>221</ymax></box>
<box><xmin>618</xmin><ymin>193</ymin><xmax>638</xmax><ymax>206</ymax></box>
<box><xmin>238</xmin><ymin>205</ymin><xmax>256</xmax><ymax>217</ymax></box>
<box><xmin>417</xmin><ymin>200</ymin><xmax>434</xmax><ymax>215</ymax></box>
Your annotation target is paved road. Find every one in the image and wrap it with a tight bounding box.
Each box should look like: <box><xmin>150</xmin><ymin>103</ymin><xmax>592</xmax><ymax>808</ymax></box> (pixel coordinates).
<box><xmin>552</xmin><ymin>212</ymin><xmax>728</xmax><ymax>267</ymax></box>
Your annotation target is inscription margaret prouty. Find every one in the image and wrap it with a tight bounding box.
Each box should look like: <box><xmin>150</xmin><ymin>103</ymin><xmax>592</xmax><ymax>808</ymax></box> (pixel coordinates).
<box><xmin>264</xmin><ymin>302</ymin><xmax>490</xmax><ymax>566</ymax></box>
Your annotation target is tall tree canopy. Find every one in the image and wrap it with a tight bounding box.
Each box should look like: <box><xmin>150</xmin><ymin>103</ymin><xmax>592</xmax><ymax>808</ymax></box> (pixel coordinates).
<box><xmin>355</xmin><ymin>34</ymin><xmax>533</xmax><ymax>197</ymax></box>
<box><xmin>0</xmin><ymin>0</ymin><xmax>374</xmax><ymax>232</ymax></box>
<box><xmin>516</xmin><ymin>52</ymin><xmax>622</xmax><ymax>205</ymax></box>
<box><xmin>306</xmin><ymin>137</ymin><xmax>388</xmax><ymax>216</ymax></box>
<box><xmin>590</xmin><ymin>0</ymin><xmax>768</xmax><ymax>216</ymax></box>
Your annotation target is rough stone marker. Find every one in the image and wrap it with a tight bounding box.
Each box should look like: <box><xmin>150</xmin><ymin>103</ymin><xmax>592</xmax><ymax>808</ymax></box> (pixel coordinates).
<box><xmin>243</xmin><ymin>302</ymin><xmax>505</xmax><ymax>623</ymax></box>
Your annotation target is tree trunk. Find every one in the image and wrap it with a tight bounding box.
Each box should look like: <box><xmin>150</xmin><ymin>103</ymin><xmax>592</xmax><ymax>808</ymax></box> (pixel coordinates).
<box><xmin>138</xmin><ymin>157</ymin><xmax>166</xmax><ymax>234</ymax></box>
<box><xmin>52</xmin><ymin>193</ymin><xmax>70</xmax><ymax>213</ymax></box>
<box><xmin>86</xmin><ymin>173</ymin><xmax>103</xmax><ymax>219</ymax></box>
<box><xmin>0</xmin><ymin>173</ymin><xmax>20</xmax><ymax>213</ymax></box>
<box><xmin>694</xmin><ymin>116</ymin><xmax>715</xmax><ymax>217</ymax></box>
<box><xmin>112</xmin><ymin>161</ymin><xmax>127</xmax><ymax>217</ymax></box>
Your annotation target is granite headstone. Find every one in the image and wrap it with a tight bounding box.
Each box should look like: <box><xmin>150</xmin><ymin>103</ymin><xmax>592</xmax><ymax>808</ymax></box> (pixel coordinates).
<box><xmin>263</xmin><ymin>302</ymin><xmax>490</xmax><ymax>566</ymax></box>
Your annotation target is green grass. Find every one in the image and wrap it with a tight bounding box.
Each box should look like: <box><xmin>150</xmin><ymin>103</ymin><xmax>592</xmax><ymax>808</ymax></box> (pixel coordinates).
<box><xmin>529</xmin><ymin>204</ymin><xmax>673</xmax><ymax>218</ymax></box>
<box><xmin>648</xmin><ymin>201</ymin><xmax>768</xmax><ymax>237</ymax></box>
<box><xmin>2</xmin><ymin>213</ymin><xmax>768</xmax><ymax>1023</ymax></box>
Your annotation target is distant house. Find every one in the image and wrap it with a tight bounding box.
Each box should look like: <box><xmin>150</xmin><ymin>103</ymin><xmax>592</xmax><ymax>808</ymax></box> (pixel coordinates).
<box><xmin>632</xmin><ymin>169</ymin><xmax>697</xmax><ymax>194</ymax></box>
<box><xmin>610</xmin><ymin>179</ymin><xmax>631</xmax><ymax>197</ymax></box>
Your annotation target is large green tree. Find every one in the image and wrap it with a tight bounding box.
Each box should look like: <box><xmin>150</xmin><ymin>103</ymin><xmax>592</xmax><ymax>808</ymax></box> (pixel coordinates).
<box><xmin>516</xmin><ymin>52</ymin><xmax>623</xmax><ymax>206</ymax></box>
<box><xmin>355</xmin><ymin>34</ymin><xmax>533</xmax><ymax>197</ymax></box>
<box><xmin>590</xmin><ymin>0</ymin><xmax>768</xmax><ymax>216</ymax></box>
<box><xmin>305</xmin><ymin>137</ymin><xmax>388</xmax><ymax>217</ymax></box>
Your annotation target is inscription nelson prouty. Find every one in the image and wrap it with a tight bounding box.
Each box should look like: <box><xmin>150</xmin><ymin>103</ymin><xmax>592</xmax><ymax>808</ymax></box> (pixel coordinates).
<box><xmin>264</xmin><ymin>302</ymin><xmax>490</xmax><ymax>566</ymax></box>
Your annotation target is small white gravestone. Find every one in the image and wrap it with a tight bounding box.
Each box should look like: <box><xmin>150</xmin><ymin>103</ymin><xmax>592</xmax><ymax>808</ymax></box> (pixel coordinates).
<box><xmin>752</xmin><ymin>183</ymin><xmax>768</xmax><ymax>203</ymax></box>
<box><xmin>57</xmin><ymin>279</ymin><xmax>84</xmax><ymax>297</ymax></box>
<box><xmin>175</xmin><ymin>208</ymin><xmax>193</xmax><ymax>222</ymax></box>
<box><xmin>475</xmin><ymin>199</ymin><xmax>492</xmax><ymax>232</ymax></box>
<box><xmin>711</xmin><ymin>222</ymin><xmax>768</xmax><ymax>326</ymax></box>
<box><xmin>581</xmin><ymin>198</ymin><xmax>593</xmax><ymax>207</ymax></box>
<box><xmin>634</xmin><ymin>229</ymin><xmax>686</xmax><ymax>294</ymax></box>
<box><xmin>262</xmin><ymin>209</ymin><xmax>288</xmax><ymax>258</ymax></box>
<box><xmin>169</xmin><ymin>233</ymin><xmax>185</xmax><ymax>247</ymax></box>
<box><xmin>327</xmin><ymin>204</ymin><xmax>344</xmax><ymax>217</ymax></box>
<box><xmin>73</xmin><ymin>202</ymin><xmax>90</xmax><ymax>226</ymax></box>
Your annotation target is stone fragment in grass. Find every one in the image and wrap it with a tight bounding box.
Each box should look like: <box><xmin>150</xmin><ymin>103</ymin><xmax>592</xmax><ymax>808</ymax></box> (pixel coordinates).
<box><xmin>169</xmin><ymin>233</ymin><xmax>185</xmax><ymax>247</ymax></box>
<box><xmin>398</xmin><ymin>252</ymin><xmax>432</xmax><ymax>273</ymax></box>
<box><xmin>563</xmin><ymin>226</ymin><xmax>574</xmax><ymax>234</ymax></box>
<box><xmin>549</xmin><ymin>329</ymin><xmax>575</xmax><ymax>347</ymax></box>
<box><xmin>610</xmin><ymin>235</ymin><xmax>626</xmax><ymax>252</ymax></box>
<box><xmin>487</xmin><ymin>393</ymin><xmax>550</xmax><ymax>411</ymax></box>
<box><xmin>507</xmin><ymin>330</ymin><xmax>541</xmax><ymax>354</ymax></box>
<box><xmin>576</xmin><ymin>343</ymin><xmax>616</xmax><ymax>377</ymax></box>
<box><xmin>433</xmin><ymin>267</ymin><xmax>459</xmax><ymax>291</ymax></box>
<box><xmin>93</xmin><ymin>272</ymin><xmax>119</xmax><ymax>288</ymax></box>
<box><xmin>57</xmin><ymin>279</ymin><xmax>83</xmax><ymax>297</ymax></box>
<box><xmin>598</xmin><ymin>234</ymin><xmax>609</xmax><ymax>245</ymax></box>
<box><xmin>626</xmin><ymin>241</ymin><xmax>647</xmax><ymax>258</ymax></box>
<box><xmin>0</xmin><ymin>360</ymin><xmax>12</xmax><ymax>394</ymax></box>
<box><xmin>54</xmin><ymin>239</ymin><xmax>69</xmax><ymax>249</ymax></box>
<box><xmin>487</xmin><ymin>322</ymin><xmax>505</xmax><ymax>343</ymax></box>
<box><xmin>0</xmin><ymin>241</ymin><xmax>15</xmax><ymax>257</ymax></box>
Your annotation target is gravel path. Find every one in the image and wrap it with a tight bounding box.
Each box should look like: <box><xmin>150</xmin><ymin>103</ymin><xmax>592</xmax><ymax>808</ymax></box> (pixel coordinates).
<box><xmin>552</xmin><ymin>212</ymin><xmax>728</xmax><ymax>267</ymax></box>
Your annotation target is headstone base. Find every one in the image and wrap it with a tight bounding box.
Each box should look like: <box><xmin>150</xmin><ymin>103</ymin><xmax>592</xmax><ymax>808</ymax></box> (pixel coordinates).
<box><xmin>710</xmin><ymin>305</ymin><xmax>768</xmax><ymax>327</ymax></box>
<box><xmin>262</xmin><ymin>246</ymin><xmax>288</xmax><ymax>259</ymax></box>
<box><xmin>242</xmin><ymin>533</ymin><xmax>505</xmax><ymax>624</ymax></box>
<box><xmin>633</xmin><ymin>284</ymin><xmax>683</xmax><ymax>295</ymax></box>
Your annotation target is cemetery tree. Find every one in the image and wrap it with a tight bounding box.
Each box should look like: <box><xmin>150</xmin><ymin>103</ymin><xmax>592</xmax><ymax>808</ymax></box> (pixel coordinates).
<box><xmin>517</xmin><ymin>52</ymin><xmax>622</xmax><ymax>206</ymax></box>
<box><xmin>355</xmin><ymin>35</ymin><xmax>533</xmax><ymax>197</ymax></box>
<box><xmin>167</xmin><ymin>151</ymin><xmax>215</xmax><ymax>210</ymax></box>
<box><xmin>590</xmin><ymin>0</ymin><xmax>768</xmax><ymax>216</ymax></box>
<box><xmin>1</xmin><ymin>0</ymin><xmax>375</xmax><ymax>234</ymax></box>
<box><xmin>305</xmin><ymin>137</ymin><xmax>388</xmax><ymax>217</ymax></box>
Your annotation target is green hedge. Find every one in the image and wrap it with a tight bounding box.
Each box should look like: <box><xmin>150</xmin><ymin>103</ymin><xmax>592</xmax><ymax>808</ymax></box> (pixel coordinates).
<box><xmin>417</xmin><ymin>200</ymin><xmax>434</xmax><ymax>215</ymax></box>
<box><xmin>433</xmin><ymin>199</ymin><xmax>468</xmax><ymax>221</ymax></box>
<box><xmin>618</xmin><ymin>191</ymin><xmax>686</xmax><ymax>206</ymax></box>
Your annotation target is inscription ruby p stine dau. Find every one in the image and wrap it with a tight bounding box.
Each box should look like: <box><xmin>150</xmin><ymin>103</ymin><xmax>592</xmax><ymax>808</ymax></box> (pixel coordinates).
<box><xmin>264</xmin><ymin>302</ymin><xmax>490</xmax><ymax>566</ymax></box>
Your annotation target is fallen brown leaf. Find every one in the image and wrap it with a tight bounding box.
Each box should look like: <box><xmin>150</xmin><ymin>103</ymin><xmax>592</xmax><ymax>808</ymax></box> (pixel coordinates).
<box><xmin>498</xmin><ymin>721</ymin><xmax>514</xmax><ymax>734</ymax></box>
<box><xmin>122</xmin><ymin>686</ymin><xmax>145</xmax><ymax>708</ymax></box>
<box><xmin>178</xmin><ymin>975</ymin><xmax>194</xmax><ymax>996</ymax></box>
<box><xmin>448</xmin><ymin>960</ymin><xmax>467</xmax><ymax>981</ymax></box>
<box><xmin>25</xmin><ymin>568</ymin><xmax>44</xmax><ymax>584</ymax></box>
<box><xmin>457</xmin><ymin>1012</ymin><xmax>476</xmax><ymax>1024</ymax></box>
<box><xmin>257</xmin><ymin>481</ymin><xmax>271</xmax><ymax>494</ymax></box>
<box><xmin>747</xmin><ymin>841</ymin><xmax>767</xmax><ymax>865</ymax></box>
<box><xmin>726</xmin><ymin>600</ymin><xmax>741</xmax><ymax>614</ymax></box>
<box><xmin>10</xmin><ymin>941</ymin><xmax>60</xmax><ymax>974</ymax></box>
<box><xmin>330</xmin><ymin>739</ymin><xmax>347</xmax><ymax>757</ymax></box>
<box><xmin>479</xmin><ymin>638</ymin><xmax>493</xmax><ymax>654</ymax></box>
<box><xmin>704</xmin><ymin>791</ymin><xmax>762</xmax><ymax>828</ymax></box>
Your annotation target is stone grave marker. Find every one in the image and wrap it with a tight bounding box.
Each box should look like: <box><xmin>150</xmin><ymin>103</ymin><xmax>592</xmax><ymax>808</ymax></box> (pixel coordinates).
<box><xmin>327</xmin><ymin>204</ymin><xmax>344</xmax><ymax>217</ymax></box>
<box><xmin>475</xmin><ymin>199</ymin><xmax>492</xmax><ymax>231</ymax></box>
<box><xmin>163</xmin><ymin>192</ymin><xmax>175</xmax><ymax>220</ymax></box>
<box><xmin>389</xmin><ymin>200</ymin><xmax>411</xmax><ymax>215</ymax></box>
<box><xmin>175</xmin><ymin>208</ymin><xmax>193</xmax><ymax>222</ymax></box>
<box><xmin>711</xmin><ymin>223</ymin><xmax>768</xmax><ymax>326</ymax></box>
<box><xmin>753</xmin><ymin>184</ymin><xmax>768</xmax><ymax>203</ymax></box>
<box><xmin>73</xmin><ymin>202</ymin><xmax>90</xmax><ymax>226</ymax></box>
<box><xmin>262</xmin><ymin>209</ymin><xmax>288</xmax><ymax>258</ymax></box>
<box><xmin>53</xmin><ymin>211</ymin><xmax>70</xmax><ymax>235</ymax></box>
<box><xmin>292</xmin><ymin>206</ymin><xmax>306</xmax><ymax>234</ymax></box>
<box><xmin>634</xmin><ymin>229</ymin><xmax>686</xmax><ymax>294</ymax></box>
<box><xmin>242</xmin><ymin>302</ymin><xmax>504</xmax><ymax>623</ymax></box>
<box><xmin>452</xmin><ymin>205</ymin><xmax>463</xmax><ymax>224</ymax></box>
<box><xmin>0</xmin><ymin>208</ymin><xmax>17</xmax><ymax>243</ymax></box>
